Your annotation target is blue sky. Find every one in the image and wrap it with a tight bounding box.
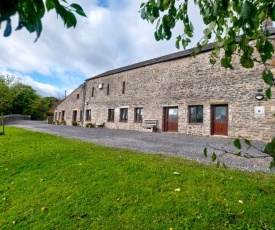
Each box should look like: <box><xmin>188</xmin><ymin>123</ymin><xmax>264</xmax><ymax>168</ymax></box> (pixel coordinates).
<box><xmin>0</xmin><ymin>0</ymin><xmax>204</xmax><ymax>98</ymax></box>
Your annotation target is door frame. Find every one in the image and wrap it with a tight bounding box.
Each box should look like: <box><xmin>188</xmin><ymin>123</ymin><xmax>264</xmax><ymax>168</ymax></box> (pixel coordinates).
<box><xmin>211</xmin><ymin>104</ymin><xmax>228</xmax><ymax>136</ymax></box>
<box><xmin>163</xmin><ymin>106</ymin><xmax>178</xmax><ymax>132</ymax></box>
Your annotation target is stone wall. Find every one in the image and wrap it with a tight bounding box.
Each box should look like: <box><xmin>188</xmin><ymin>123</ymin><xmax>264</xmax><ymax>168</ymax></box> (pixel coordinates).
<box><xmin>54</xmin><ymin>85</ymin><xmax>85</xmax><ymax>126</ymax></box>
<box><xmin>55</xmin><ymin>38</ymin><xmax>275</xmax><ymax>142</ymax></box>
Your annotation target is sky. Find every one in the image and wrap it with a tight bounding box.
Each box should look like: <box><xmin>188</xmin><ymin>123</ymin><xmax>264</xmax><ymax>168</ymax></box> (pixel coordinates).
<box><xmin>0</xmin><ymin>0</ymin><xmax>204</xmax><ymax>98</ymax></box>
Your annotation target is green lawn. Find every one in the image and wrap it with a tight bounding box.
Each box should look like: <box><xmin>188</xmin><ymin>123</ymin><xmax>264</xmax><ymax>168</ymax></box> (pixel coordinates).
<box><xmin>1</xmin><ymin>127</ymin><xmax>275</xmax><ymax>230</ymax></box>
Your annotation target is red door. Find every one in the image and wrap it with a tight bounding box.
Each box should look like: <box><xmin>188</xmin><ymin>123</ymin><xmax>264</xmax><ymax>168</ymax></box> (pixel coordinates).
<box><xmin>163</xmin><ymin>107</ymin><xmax>178</xmax><ymax>132</ymax></box>
<box><xmin>211</xmin><ymin>105</ymin><xmax>228</xmax><ymax>135</ymax></box>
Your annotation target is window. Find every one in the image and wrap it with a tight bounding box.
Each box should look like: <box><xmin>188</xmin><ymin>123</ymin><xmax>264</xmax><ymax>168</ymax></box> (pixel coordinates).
<box><xmin>188</xmin><ymin>105</ymin><xmax>203</xmax><ymax>123</ymax></box>
<box><xmin>122</xmin><ymin>81</ymin><xmax>125</xmax><ymax>94</ymax></box>
<box><xmin>108</xmin><ymin>109</ymin><xmax>115</xmax><ymax>122</ymax></box>
<box><xmin>77</xmin><ymin>94</ymin><xmax>80</xmax><ymax>99</ymax></box>
<box><xmin>107</xmin><ymin>84</ymin><xmax>109</xmax><ymax>95</ymax></box>
<box><xmin>86</xmin><ymin>110</ymin><xmax>91</xmax><ymax>121</ymax></box>
<box><xmin>134</xmin><ymin>108</ymin><xmax>143</xmax><ymax>122</ymax></box>
<box><xmin>92</xmin><ymin>87</ymin><xmax>94</xmax><ymax>97</ymax></box>
<box><xmin>120</xmin><ymin>108</ymin><xmax>128</xmax><ymax>122</ymax></box>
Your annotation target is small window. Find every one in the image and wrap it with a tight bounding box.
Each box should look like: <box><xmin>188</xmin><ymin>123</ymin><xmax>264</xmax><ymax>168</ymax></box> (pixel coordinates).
<box><xmin>108</xmin><ymin>109</ymin><xmax>115</xmax><ymax>122</ymax></box>
<box><xmin>134</xmin><ymin>108</ymin><xmax>143</xmax><ymax>123</ymax></box>
<box><xmin>120</xmin><ymin>108</ymin><xmax>128</xmax><ymax>122</ymax></box>
<box><xmin>86</xmin><ymin>110</ymin><xmax>91</xmax><ymax>121</ymax></box>
<box><xmin>77</xmin><ymin>94</ymin><xmax>80</xmax><ymax>99</ymax></box>
<box><xmin>122</xmin><ymin>81</ymin><xmax>125</xmax><ymax>94</ymax></box>
<box><xmin>107</xmin><ymin>84</ymin><xmax>109</xmax><ymax>95</ymax></box>
<box><xmin>188</xmin><ymin>105</ymin><xmax>203</xmax><ymax>123</ymax></box>
<box><xmin>92</xmin><ymin>87</ymin><xmax>94</xmax><ymax>97</ymax></box>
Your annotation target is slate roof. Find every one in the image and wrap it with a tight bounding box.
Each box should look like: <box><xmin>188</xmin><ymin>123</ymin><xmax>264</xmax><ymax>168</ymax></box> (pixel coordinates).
<box><xmin>86</xmin><ymin>27</ymin><xmax>275</xmax><ymax>81</ymax></box>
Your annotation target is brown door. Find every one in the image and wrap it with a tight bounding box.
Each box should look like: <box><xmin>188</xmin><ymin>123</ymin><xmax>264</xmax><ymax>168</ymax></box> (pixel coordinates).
<box><xmin>211</xmin><ymin>105</ymin><xmax>228</xmax><ymax>135</ymax></box>
<box><xmin>163</xmin><ymin>107</ymin><xmax>178</xmax><ymax>132</ymax></box>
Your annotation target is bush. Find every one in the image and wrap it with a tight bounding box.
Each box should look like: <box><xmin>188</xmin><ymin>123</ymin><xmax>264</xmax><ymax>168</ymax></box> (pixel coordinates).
<box><xmin>72</xmin><ymin>121</ymin><xmax>78</xmax><ymax>126</ymax></box>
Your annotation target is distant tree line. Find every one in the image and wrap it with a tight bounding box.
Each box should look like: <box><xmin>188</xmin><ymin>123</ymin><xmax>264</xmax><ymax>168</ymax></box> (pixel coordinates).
<box><xmin>0</xmin><ymin>75</ymin><xmax>61</xmax><ymax>120</ymax></box>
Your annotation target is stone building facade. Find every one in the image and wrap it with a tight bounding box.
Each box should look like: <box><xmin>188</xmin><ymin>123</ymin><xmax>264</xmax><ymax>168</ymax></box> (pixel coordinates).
<box><xmin>55</xmin><ymin>31</ymin><xmax>275</xmax><ymax>142</ymax></box>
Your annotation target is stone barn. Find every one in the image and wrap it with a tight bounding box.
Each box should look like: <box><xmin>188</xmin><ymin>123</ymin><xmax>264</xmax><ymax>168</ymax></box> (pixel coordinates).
<box><xmin>54</xmin><ymin>30</ymin><xmax>275</xmax><ymax>142</ymax></box>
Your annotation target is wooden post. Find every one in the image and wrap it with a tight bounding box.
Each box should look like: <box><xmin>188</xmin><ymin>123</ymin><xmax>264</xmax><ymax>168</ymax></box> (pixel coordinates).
<box><xmin>1</xmin><ymin>113</ymin><xmax>4</xmax><ymax>135</ymax></box>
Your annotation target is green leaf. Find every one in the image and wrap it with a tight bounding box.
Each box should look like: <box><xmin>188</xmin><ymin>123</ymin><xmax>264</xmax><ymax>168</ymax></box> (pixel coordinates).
<box><xmin>211</xmin><ymin>152</ymin><xmax>217</xmax><ymax>162</ymax></box>
<box><xmin>244</xmin><ymin>139</ymin><xmax>251</xmax><ymax>146</ymax></box>
<box><xmin>265</xmin><ymin>87</ymin><xmax>271</xmax><ymax>99</ymax></box>
<box><xmin>4</xmin><ymin>18</ymin><xmax>12</xmax><ymax>37</ymax></box>
<box><xmin>234</xmin><ymin>139</ymin><xmax>241</xmax><ymax>150</ymax></box>
<box><xmin>240</xmin><ymin>56</ymin><xmax>254</xmax><ymax>68</ymax></box>
<box><xmin>140</xmin><ymin>3</ymin><xmax>145</xmax><ymax>8</ymax></box>
<box><xmin>70</xmin><ymin>3</ymin><xmax>84</xmax><ymax>12</ymax></box>
<box><xmin>71</xmin><ymin>3</ymin><xmax>87</xmax><ymax>17</ymax></box>
<box><xmin>66</xmin><ymin>11</ymin><xmax>77</xmax><ymax>28</ymax></box>
<box><xmin>263</xmin><ymin>138</ymin><xmax>275</xmax><ymax>157</ymax></box>
<box><xmin>262</xmin><ymin>70</ymin><xmax>273</xmax><ymax>86</ymax></box>
<box><xmin>76</xmin><ymin>9</ymin><xmax>87</xmax><ymax>17</ymax></box>
<box><xmin>46</xmin><ymin>0</ymin><xmax>55</xmax><ymax>11</ymax></box>
<box><xmin>270</xmin><ymin>160</ymin><xmax>275</xmax><ymax>169</ymax></box>
<box><xmin>210</xmin><ymin>57</ymin><xmax>216</xmax><ymax>65</ymax></box>
<box><xmin>221</xmin><ymin>58</ymin><xmax>233</xmax><ymax>69</ymax></box>
<box><xmin>203</xmin><ymin>147</ymin><xmax>207</xmax><ymax>158</ymax></box>
<box><xmin>234</xmin><ymin>152</ymin><xmax>241</xmax><ymax>157</ymax></box>
<box><xmin>175</xmin><ymin>36</ymin><xmax>180</xmax><ymax>49</ymax></box>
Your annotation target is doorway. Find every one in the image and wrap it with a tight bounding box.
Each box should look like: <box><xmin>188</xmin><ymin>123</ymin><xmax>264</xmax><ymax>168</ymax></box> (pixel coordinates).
<box><xmin>163</xmin><ymin>107</ymin><xmax>178</xmax><ymax>132</ymax></box>
<box><xmin>211</xmin><ymin>105</ymin><xmax>228</xmax><ymax>136</ymax></box>
<box><xmin>72</xmin><ymin>110</ymin><xmax>77</xmax><ymax>122</ymax></box>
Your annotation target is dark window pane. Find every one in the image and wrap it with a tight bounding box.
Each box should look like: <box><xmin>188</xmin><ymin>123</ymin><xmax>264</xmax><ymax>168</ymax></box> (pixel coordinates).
<box><xmin>189</xmin><ymin>106</ymin><xmax>203</xmax><ymax>123</ymax></box>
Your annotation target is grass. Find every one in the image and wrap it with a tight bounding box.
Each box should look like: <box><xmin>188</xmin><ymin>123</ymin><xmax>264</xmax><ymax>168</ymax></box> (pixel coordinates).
<box><xmin>0</xmin><ymin>127</ymin><xmax>275</xmax><ymax>230</ymax></box>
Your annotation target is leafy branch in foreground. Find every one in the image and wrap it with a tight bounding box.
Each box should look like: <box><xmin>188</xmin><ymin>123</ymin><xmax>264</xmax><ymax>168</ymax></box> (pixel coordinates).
<box><xmin>203</xmin><ymin>137</ymin><xmax>275</xmax><ymax>169</ymax></box>
<box><xmin>140</xmin><ymin>0</ymin><xmax>275</xmax><ymax>98</ymax></box>
<box><xmin>0</xmin><ymin>0</ymin><xmax>87</xmax><ymax>41</ymax></box>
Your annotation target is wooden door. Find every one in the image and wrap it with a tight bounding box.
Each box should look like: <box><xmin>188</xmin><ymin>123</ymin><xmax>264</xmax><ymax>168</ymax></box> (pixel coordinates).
<box><xmin>163</xmin><ymin>107</ymin><xmax>178</xmax><ymax>132</ymax></box>
<box><xmin>211</xmin><ymin>105</ymin><xmax>228</xmax><ymax>136</ymax></box>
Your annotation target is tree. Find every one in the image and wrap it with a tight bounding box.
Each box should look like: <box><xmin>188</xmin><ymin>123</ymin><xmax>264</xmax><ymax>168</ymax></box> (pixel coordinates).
<box><xmin>140</xmin><ymin>0</ymin><xmax>275</xmax><ymax>168</ymax></box>
<box><xmin>140</xmin><ymin>0</ymin><xmax>274</xmax><ymax>97</ymax></box>
<box><xmin>0</xmin><ymin>76</ymin><xmax>58</xmax><ymax>120</ymax></box>
<box><xmin>0</xmin><ymin>0</ymin><xmax>86</xmax><ymax>41</ymax></box>
<box><xmin>0</xmin><ymin>75</ymin><xmax>19</xmax><ymax>114</ymax></box>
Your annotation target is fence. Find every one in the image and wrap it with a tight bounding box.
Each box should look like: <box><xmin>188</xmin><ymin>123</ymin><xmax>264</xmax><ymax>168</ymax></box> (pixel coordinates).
<box><xmin>0</xmin><ymin>114</ymin><xmax>31</xmax><ymax>125</ymax></box>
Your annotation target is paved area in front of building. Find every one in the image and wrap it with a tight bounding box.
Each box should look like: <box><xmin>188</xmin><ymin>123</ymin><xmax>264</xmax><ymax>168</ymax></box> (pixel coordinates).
<box><xmin>7</xmin><ymin>120</ymin><xmax>273</xmax><ymax>172</ymax></box>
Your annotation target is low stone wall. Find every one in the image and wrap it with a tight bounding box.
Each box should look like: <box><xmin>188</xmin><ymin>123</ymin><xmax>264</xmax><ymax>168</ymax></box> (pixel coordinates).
<box><xmin>0</xmin><ymin>114</ymin><xmax>31</xmax><ymax>125</ymax></box>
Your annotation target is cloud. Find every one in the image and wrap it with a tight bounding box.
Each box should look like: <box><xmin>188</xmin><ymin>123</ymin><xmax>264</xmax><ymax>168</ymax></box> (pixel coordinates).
<box><xmin>0</xmin><ymin>0</ymin><xmax>203</xmax><ymax>97</ymax></box>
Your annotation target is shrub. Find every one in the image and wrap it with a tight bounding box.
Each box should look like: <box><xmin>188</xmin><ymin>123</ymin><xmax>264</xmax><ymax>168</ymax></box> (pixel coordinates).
<box><xmin>71</xmin><ymin>121</ymin><xmax>78</xmax><ymax>126</ymax></box>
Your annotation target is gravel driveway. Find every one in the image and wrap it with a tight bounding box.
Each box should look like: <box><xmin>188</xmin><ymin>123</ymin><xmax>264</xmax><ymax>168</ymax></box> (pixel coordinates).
<box><xmin>7</xmin><ymin>120</ymin><xmax>273</xmax><ymax>172</ymax></box>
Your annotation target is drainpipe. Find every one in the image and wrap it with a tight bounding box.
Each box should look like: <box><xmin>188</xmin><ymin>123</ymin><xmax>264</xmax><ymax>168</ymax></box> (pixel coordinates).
<box><xmin>81</xmin><ymin>81</ymin><xmax>87</xmax><ymax>127</ymax></box>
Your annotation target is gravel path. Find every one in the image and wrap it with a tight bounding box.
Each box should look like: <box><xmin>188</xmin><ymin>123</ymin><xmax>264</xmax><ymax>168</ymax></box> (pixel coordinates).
<box><xmin>7</xmin><ymin>120</ymin><xmax>273</xmax><ymax>172</ymax></box>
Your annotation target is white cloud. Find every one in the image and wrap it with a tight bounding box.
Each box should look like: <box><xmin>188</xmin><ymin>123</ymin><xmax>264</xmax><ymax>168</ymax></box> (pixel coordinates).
<box><xmin>0</xmin><ymin>0</ymin><xmax>203</xmax><ymax>97</ymax></box>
